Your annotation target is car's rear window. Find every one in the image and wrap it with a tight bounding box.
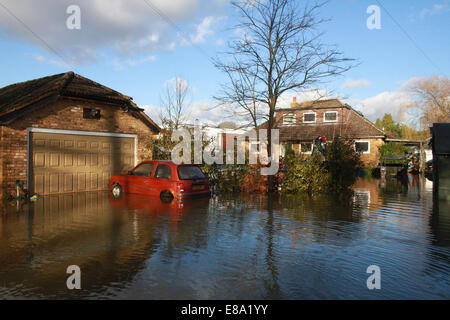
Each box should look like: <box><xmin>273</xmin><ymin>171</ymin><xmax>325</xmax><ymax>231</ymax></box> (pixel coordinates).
<box><xmin>177</xmin><ymin>166</ymin><xmax>206</xmax><ymax>180</ymax></box>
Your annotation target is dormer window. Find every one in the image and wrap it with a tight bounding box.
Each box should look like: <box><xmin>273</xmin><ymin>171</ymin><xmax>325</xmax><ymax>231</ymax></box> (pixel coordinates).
<box><xmin>324</xmin><ymin>111</ymin><xmax>338</xmax><ymax>122</ymax></box>
<box><xmin>283</xmin><ymin>113</ymin><xmax>296</xmax><ymax>125</ymax></box>
<box><xmin>303</xmin><ymin>112</ymin><xmax>316</xmax><ymax>123</ymax></box>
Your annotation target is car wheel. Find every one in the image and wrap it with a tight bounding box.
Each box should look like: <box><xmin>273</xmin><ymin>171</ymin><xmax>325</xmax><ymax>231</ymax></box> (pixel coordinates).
<box><xmin>160</xmin><ymin>190</ymin><xmax>174</xmax><ymax>203</ymax></box>
<box><xmin>111</xmin><ymin>183</ymin><xmax>123</xmax><ymax>200</ymax></box>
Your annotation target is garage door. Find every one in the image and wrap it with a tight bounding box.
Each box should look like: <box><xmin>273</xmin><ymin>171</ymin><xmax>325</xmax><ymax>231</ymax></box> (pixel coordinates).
<box><xmin>31</xmin><ymin>131</ymin><xmax>136</xmax><ymax>195</ymax></box>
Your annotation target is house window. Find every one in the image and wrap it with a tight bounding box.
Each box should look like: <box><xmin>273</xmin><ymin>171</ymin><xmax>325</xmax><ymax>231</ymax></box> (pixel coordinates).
<box><xmin>303</xmin><ymin>112</ymin><xmax>316</xmax><ymax>123</ymax></box>
<box><xmin>355</xmin><ymin>141</ymin><xmax>370</xmax><ymax>154</ymax></box>
<box><xmin>300</xmin><ymin>143</ymin><xmax>313</xmax><ymax>154</ymax></box>
<box><xmin>83</xmin><ymin>108</ymin><xmax>101</xmax><ymax>120</ymax></box>
<box><xmin>283</xmin><ymin>113</ymin><xmax>296</xmax><ymax>125</ymax></box>
<box><xmin>324</xmin><ymin>111</ymin><xmax>338</xmax><ymax>122</ymax></box>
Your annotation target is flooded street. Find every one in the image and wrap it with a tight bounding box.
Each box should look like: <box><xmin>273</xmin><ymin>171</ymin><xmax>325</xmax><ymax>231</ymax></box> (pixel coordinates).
<box><xmin>0</xmin><ymin>177</ymin><xmax>449</xmax><ymax>299</ymax></box>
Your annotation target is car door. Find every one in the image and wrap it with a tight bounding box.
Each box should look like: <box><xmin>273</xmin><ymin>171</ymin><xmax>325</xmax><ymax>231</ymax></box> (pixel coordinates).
<box><xmin>128</xmin><ymin>162</ymin><xmax>155</xmax><ymax>194</ymax></box>
<box><xmin>153</xmin><ymin>163</ymin><xmax>173</xmax><ymax>195</ymax></box>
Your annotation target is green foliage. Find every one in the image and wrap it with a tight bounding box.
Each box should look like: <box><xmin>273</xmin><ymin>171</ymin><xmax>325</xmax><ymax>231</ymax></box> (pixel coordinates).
<box><xmin>282</xmin><ymin>136</ymin><xmax>362</xmax><ymax>195</ymax></box>
<box><xmin>375</xmin><ymin>113</ymin><xmax>402</xmax><ymax>137</ymax></box>
<box><xmin>282</xmin><ymin>152</ymin><xmax>331</xmax><ymax>196</ymax></box>
<box><xmin>326</xmin><ymin>136</ymin><xmax>363</xmax><ymax>192</ymax></box>
<box><xmin>202</xmin><ymin>164</ymin><xmax>248</xmax><ymax>193</ymax></box>
<box><xmin>379</xmin><ymin>142</ymin><xmax>407</xmax><ymax>158</ymax></box>
<box><xmin>152</xmin><ymin>130</ymin><xmax>175</xmax><ymax>160</ymax></box>
<box><xmin>284</xmin><ymin>141</ymin><xmax>295</xmax><ymax>158</ymax></box>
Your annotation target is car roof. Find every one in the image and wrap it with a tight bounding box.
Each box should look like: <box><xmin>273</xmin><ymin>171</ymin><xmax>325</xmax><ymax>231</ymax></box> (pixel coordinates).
<box><xmin>139</xmin><ymin>160</ymin><xmax>199</xmax><ymax>166</ymax></box>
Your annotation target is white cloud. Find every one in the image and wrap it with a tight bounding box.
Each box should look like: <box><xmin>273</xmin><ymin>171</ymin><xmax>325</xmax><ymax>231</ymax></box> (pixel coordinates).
<box><xmin>0</xmin><ymin>0</ymin><xmax>226</xmax><ymax>65</ymax></box>
<box><xmin>112</xmin><ymin>55</ymin><xmax>156</xmax><ymax>71</ymax></box>
<box><xmin>142</xmin><ymin>100</ymin><xmax>225</xmax><ymax>126</ymax></box>
<box><xmin>410</xmin><ymin>1</ymin><xmax>450</xmax><ymax>21</ymax></box>
<box><xmin>190</xmin><ymin>16</ymin><xmax>221</xmax><ymax>44</ymax></box>
<box><xmin>27</xmin><ymin>53</ymin><xmax>71</xmax><ymax>68</ymax></box>
<box><xmin>141</xmin><ymin>104</ymin><xmax>164</xmax><ymax>126</ymax></box>
<box><xmin>342</xmin><ymin>78</ymin><xmax>371</xmax><ymax>89</ymax></box>
<box><xmin>348</xmin><ymin>91</ymin><xmax>411</xmax><ymax>122</ymax></box>
<box><xmin>177</xmin><ymin>15</ymin><xmax>224</xmax><ymax>46</ymax></box>
<box><xmin>420</xmin><ymin>2</ymin><xmax>449</xmax><ymax>19</ymax></box>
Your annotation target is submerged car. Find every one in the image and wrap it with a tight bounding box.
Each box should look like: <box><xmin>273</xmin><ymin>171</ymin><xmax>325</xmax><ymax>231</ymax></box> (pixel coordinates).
<box><xmin>109</xmin><ymin>160</ymin><xmax>211</xmax><ymax>200</ymax></box>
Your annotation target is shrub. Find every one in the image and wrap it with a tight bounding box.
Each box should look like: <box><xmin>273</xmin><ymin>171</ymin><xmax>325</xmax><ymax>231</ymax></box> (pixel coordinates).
<box><xmin>326</xmin><ymin>136</ymin><xmax>363</xmax><ymax>192</ymax></box>
<box><xmin>379</xmin><ymin>142</ymin><xmax>407</xmax><ymax>158</ymax></box>
<box><xmin>282</xmin><ymin>152</ymin><xmax>331</xmax><ymax>196</ymax></box>
<box><xmin>281</xmin><ymin>136</ymin><xmax>362</xmax><ymax>195</ymax></box>
<box><xmin>202</xmin><ymin>163</ymin><xmax>248</xmax><ymax>193</ymax></box>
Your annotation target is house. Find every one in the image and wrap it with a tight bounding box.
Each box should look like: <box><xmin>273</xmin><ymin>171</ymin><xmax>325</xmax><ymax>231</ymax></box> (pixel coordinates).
<box><xmin>262</xmin><ymin>98</ymin><xmax>386</xmax><ymax>167</ymax></box>
<box><xmin>276</xmin><ymin>98</ymin><xmax>386</xmax><ymax>166</ymax></box>
<box><xmin>0</xmin><ymin>72</ymin><xmax>160</xmax><ymax>198</ymax></box>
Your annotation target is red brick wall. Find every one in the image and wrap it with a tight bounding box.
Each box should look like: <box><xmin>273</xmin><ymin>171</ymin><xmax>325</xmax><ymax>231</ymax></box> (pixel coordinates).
<box><xmin>0</xmin><ymin>97</ymin><xmax>158</xmax><ymax>197</ymax></box>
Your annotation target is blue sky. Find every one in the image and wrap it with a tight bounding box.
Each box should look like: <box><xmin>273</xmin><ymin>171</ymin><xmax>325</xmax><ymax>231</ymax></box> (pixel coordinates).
<box><xmin>0</xmin><ymin>0</ymin><xmax>448</xmax><ymax>125</ymax></box>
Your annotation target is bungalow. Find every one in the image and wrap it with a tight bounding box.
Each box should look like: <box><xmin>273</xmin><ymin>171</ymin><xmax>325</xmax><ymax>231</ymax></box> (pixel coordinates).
<box><xmin>0</xmin><ymin>72</ymin><xmax>160</xmax><ymax>198</ymax></box>
<box><xmin>274</xmin><ymin>98</ymin><xmax>386</xmax><ymax>167</ymax></box>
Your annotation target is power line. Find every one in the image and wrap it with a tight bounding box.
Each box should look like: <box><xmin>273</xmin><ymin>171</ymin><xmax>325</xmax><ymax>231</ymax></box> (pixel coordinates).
<box><xmin>141</xmin><ymin>0</ymin><xmax>214</xmax><ymax>62</ymax></box>
<box><xmin>0</xmin><ymin>1</ymin><xmax>76</xmax><ymax>70</ymax></box>
<box><xmin>375</xmin><ymin>0</ymin><xmax>441</xmax><ymax>73</ymax></box>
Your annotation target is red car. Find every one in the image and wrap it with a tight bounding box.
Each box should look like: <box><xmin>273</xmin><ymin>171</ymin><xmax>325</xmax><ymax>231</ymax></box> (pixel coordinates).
<box><xmin>109</xmin><ymin>160</ymin><xmax>211</xmax><ymax>200</ymax></box>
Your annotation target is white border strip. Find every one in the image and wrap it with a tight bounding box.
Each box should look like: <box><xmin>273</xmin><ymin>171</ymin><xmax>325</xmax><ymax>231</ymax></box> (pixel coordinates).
<box><xmin>28</xmin><ymin>127</ymin><xmax>137</xmax><ymax>138</ymax></box>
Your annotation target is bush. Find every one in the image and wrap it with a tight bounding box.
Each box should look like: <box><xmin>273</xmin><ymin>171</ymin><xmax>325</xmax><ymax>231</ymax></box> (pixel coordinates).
<box><xmin>379</xmin><ymin>142</ymin><xmax>407</xmax><ymax>158</ymax></box>
<box><xmin>202</xmin><ymin>163</ymin><xmax>248</xmax><ymax>193</ymax></box>
<box><xmin>282</xmin><ymin>152</ymin><xmax>331</xmax><ymax>196</ymax></box>
<box><xmin>281</xmin><ymin>136</ymin><xmax>362</xmax><ymax>195</ymax></box>
<box><xmin>326</xmin><ymin>136</ymin><xmax>363</xmax><ymax>192</ymax></box>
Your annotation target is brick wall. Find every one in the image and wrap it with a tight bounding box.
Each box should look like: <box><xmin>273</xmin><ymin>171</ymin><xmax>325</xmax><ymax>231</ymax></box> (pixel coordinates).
<box><xmin>0</xmin><ymin>97</ymin><xmax>157</xmax><ymax>197</ymax></box>
<box><xmin>357</xmin><ymin>138</ymin><xmax>384</xmax><ymax>167</ymax></box>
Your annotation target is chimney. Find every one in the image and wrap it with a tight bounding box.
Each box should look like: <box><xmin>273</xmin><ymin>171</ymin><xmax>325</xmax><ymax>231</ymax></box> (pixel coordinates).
<box><xmin>290</xmin><ymin>96</ymin><xmax>297</xmax><ymax>108</ymax></box>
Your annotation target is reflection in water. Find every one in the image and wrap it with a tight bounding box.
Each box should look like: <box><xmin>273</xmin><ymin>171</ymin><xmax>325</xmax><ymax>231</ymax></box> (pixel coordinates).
<box><xmin>0</xmin><ymin>177</ymin><xmax>449</xmax><ymax>299</ymax></box>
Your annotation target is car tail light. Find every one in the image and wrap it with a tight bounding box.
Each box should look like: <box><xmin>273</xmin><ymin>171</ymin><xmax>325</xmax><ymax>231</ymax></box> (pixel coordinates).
<box><xmin>176</xmin><ymin>182</ymin><xmax>185</xmax><ymax>193</ymax></box>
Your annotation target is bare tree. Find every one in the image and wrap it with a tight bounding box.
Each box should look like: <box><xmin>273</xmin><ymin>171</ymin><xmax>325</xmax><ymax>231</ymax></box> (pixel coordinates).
<box><xmin>403</xmin><ymin>75</ymin><xmax>450</xmax><ymax>129</ymax></box>
<box><xmin>160</xmin><ymin>77</ymin><xmax>192</xmax><ymax>130</ymax></box>
<box><xmin>214</xmin><ymin>0</ymin><xmax>354</xmax><ymax>190</ymax></box>
<box><xmin>215</xmin><ymin>64</ymin><xmax>265</xmax><ymax>131</ymax></box>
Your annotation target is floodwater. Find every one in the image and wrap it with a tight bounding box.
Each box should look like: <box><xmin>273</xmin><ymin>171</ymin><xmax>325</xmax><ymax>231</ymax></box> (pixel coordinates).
<box><xmin>0</xmin><ymin>177</ymin><xmax>449</xmax><ymax>299</ymax></box>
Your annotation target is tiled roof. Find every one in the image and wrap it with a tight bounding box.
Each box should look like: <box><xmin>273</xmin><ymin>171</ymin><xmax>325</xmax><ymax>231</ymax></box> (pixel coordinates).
<box><xmin>0</xmin><ymin>72</ymin><xmax>160</xmax><ymax>132</ymax></box>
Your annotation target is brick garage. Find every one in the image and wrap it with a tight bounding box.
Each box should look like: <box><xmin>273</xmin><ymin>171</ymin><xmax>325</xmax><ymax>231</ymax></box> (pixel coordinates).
<box><xmin>0</xmin><ymin>72</ymin><xmax>160</xmax><ymax>198</ymax></box>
